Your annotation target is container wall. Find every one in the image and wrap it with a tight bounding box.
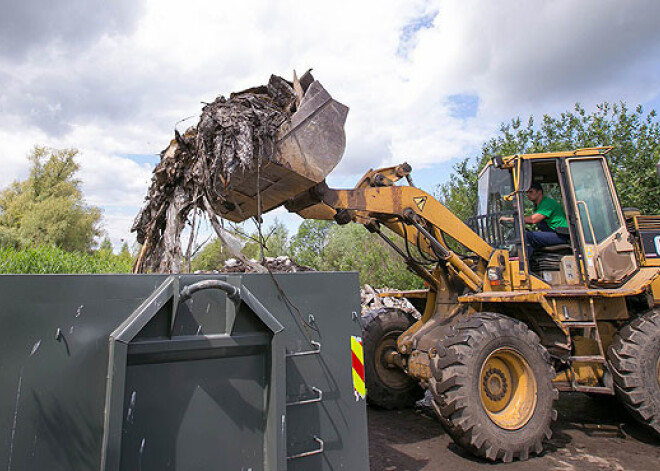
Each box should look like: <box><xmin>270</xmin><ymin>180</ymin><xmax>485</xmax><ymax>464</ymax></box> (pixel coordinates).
<box><xmin>0</xmin><ymin>275</ymin><xmax>168</xmax><ymax>471</ymax></box>
<box><xmin>0</xmin><ymin>272</ymin><xmax>368</xmax><ymax>471</ymax></box>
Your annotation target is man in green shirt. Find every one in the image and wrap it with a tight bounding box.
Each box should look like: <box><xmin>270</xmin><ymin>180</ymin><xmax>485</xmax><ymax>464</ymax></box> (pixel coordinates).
<box><xmin>524</xmin><ymin>182</ymin><xmax>570</xmax><ymax>255</ymax></box>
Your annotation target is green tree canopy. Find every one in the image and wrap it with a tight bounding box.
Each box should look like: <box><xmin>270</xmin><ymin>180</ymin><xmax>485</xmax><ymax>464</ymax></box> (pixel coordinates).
<box><xmin>191</xmin><ymin>237</ymin><xmax>234</xmax><ymax>271</ymax></box>
<box><xmin>289</xmin><ymin>220</ymin><xmax>332</xmax><ymax>268</ymax></box>
<box><xmin>242</xmin><ymin>219</ymin><xmax>289</xmax><ymax>260</ymax></box>
<box><xmin>0</xmin><ymin>146</ymin><xmax>102</xmax><ymax>251</ymax></box>
<box><xmin>98</xmin><ymin>237</ymin><xmax>114</xmax><ymax>255</ymax></box>
<box><xmin>319</xmin><ymin>224</ymin><xmax>423</xmax><ymax>289</ymax></box>
<box><xmin>119</xmin><ymin>242</ymin><xmax>131</xmax><ymax>257</ymax></box>
<box><xmin>436</xmin><ymin>102</ymin><xmax>660</xmax><ymax>219</ymax></box>
<box><xmin>192</xmin><ymin>220</ymin><xmax>290</xmax><ymax>272</ymax></box>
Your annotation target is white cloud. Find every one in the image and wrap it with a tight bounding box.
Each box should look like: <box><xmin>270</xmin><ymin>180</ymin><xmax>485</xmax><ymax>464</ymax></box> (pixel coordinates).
<box><xmin>1</xmin><ymin>0</ymin><xmax>659</xmax><ymax>247</ymax></box>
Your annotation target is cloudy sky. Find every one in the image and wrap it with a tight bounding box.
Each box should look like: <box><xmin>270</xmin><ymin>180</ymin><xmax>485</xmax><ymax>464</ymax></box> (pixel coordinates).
<box><xmin>2</xmin><ymin>0</ymin><xmax>660</xmax><ymax>249</ymax></box>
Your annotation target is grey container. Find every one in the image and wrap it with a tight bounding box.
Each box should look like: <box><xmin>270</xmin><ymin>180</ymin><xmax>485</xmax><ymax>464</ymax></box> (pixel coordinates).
<box><xmin>0</xmin><ymin>272</ymin><xmax>369</xmax><ymax>471</ymax></box>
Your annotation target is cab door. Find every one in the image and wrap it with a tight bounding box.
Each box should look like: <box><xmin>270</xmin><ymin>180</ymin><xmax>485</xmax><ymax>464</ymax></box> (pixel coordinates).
<box><xmin>565</xmin><ymin>157</ymin><xmax>637</xmax><ymax>284</ymax></box>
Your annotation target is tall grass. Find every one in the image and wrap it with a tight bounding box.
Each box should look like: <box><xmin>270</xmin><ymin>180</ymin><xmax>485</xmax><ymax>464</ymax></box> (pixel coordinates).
<box><xmin>0</xmin><ymin>245</ymin><xmax>133</xmax><ymax>274</ymax></box>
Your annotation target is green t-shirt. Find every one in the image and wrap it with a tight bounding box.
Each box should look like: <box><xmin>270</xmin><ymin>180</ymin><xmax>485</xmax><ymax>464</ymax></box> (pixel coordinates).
<box><xmin>535</xmin><ymin>196</ymin><xmax>568</xmax><ymax>231</ymax></box>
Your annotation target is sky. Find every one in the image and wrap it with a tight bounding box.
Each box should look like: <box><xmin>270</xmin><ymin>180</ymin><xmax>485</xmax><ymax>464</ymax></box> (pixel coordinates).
<box><xmin>1</xmin><ymin>0</ymin><xmax>660</xmax><ymax>250</ymax></box>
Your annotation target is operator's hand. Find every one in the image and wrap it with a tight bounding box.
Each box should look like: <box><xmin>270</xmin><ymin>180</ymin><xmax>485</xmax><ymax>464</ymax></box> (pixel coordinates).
<box><xmin>499</xmin><ymin>216</ymin><xmax>514</xmax><ymax>224</ymax></box>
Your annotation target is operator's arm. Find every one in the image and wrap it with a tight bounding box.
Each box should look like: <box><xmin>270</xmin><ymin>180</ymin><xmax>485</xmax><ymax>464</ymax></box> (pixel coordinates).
<box><xmin>499</xmin><ymin>213</ymin><xmax>546</xmax><ymax>224</ymax></box>
<box><xmin>524</xmin><ymin>213</ymin><xmax>546</xmax><ymax>224</ymax></box>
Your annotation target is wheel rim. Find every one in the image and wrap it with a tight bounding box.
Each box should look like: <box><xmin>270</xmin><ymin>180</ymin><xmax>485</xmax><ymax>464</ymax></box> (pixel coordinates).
<box><xmin>479</xmin><ymin>347</ymin><xmax>538</xmax><ymax>430</ymax></box>
<box><xmin>374</xmin><ymin>331</ymin><xmax>410</xmax><ymax>390</ymax></box>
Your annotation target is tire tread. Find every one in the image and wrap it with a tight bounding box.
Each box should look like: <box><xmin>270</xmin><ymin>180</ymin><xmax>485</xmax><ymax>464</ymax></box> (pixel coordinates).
<box><xmin>429</xmin><ymin>312</ymin><xmax>557</xmax><ymax>463</ymax></box>
<box><xmin>607</xmin><ymin>309</ymin><xmax>660</xmax><ymax>435</ymax></box>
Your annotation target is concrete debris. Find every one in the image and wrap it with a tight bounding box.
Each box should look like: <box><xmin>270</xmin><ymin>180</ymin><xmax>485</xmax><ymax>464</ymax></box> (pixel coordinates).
<box><xmin>415</xmin><ymin>389</ymin><xmax>435</xmax><ymax>416</ymax></box>
<box><xmin>360</xmin><ymin>284</ymin><xmax>421</xmax><ymax>317</ymax></box>
<box><xmin>198</xmin><ymin>256</ymin><xmax>314</xmax><ymax>274</ymax></box>
<box><xmin>132</xmin><ymin>74</ymin><xmax>298</xmax><ymax>273</ymax></box>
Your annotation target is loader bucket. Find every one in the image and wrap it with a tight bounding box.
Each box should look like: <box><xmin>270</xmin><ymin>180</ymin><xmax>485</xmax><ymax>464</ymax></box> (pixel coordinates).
<box><xmin>218</xmin><ymin>79</ymin><xmax>349</xmax><ymax>222</ymax></box>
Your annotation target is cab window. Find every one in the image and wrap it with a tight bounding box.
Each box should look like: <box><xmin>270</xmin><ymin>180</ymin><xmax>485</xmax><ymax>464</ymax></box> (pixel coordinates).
<box><xmin>569</xmin><ymin>159</ymin><xmax>621</xmax><ymax>244</ymax></box>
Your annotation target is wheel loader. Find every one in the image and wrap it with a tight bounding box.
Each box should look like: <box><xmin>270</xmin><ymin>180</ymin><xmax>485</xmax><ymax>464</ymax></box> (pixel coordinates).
<box><xmin>213</xmin><ymin>84</ymin><xmax>660</xmax><ymax>462</ymax></box>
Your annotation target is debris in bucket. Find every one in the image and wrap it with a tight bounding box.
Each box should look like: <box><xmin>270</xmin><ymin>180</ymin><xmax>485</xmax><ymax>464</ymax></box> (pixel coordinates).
<box><xmin>131</xmin><ymin>73</ymin><xmax>302</xmax><ymax>273</ymax></box>
<box><xmin>360</xmin><ymin>284</ymin><xmax>421</xmax><ymax>317</ymax></box>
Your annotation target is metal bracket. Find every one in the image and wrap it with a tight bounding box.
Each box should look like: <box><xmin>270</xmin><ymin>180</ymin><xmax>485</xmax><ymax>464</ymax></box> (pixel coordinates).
<box><xmin>286</xmin><ymin>340</ymin><xmax>321</xmax><ymax>357</ymax></box>
<box><xmin>287</xmin><ymin>436</ymin><xmax>324</xmax><ymax>460</ymax></box>
<box><xmin>286</xmin><ymin>387</ymin><xmax>323</xmax><ymax>406</ymax></box>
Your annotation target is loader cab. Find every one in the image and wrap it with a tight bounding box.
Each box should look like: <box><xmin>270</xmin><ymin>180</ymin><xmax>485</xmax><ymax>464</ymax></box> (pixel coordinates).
<box><xmin>471</xmin><ymin>147</ymin><xmax>638</xmax><ymax>288</ymax></box>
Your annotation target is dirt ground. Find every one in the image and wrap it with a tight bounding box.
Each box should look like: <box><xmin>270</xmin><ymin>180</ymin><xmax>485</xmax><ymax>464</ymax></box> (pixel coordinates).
<box><xmin>368</xmin><ymin>393</ymin><xmax>660</xmax><ymax>471</ymax></box>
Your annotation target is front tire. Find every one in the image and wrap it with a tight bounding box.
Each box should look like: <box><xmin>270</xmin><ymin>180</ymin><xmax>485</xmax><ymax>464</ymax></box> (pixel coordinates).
<box><xmin>608</xmin><ymin>308</ymin><xmax>660</xmax><ymax>437</ymax></box>
<box><xmin>361</xmin><ymin>308</ymin><xmax>423</xmax><ymax>409</ymax></box>
<box><xmin>429</xmin><ymin>312</ymin><xmax>557</xmax><ymax>462</ymax></box>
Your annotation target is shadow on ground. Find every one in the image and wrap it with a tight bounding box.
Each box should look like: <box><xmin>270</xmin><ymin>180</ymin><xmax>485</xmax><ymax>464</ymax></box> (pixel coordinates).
<box><xmin>368</xmin><ymin>392</ymin><xmax>660</xmax><ymax>471</ymax></box>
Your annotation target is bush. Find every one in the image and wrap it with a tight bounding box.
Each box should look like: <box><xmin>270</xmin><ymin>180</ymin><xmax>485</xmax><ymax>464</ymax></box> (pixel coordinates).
<box><xmin>0</xmin><ymin>245</ymin><xmax>133</xmax><ymax>274</ymax></box>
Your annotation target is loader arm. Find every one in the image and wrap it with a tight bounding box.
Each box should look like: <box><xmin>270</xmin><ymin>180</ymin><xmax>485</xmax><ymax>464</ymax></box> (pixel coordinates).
<box><xmin>286</xmin><ymin>164</ymin><xmax>494</xmax><ymax>293</ymax></box>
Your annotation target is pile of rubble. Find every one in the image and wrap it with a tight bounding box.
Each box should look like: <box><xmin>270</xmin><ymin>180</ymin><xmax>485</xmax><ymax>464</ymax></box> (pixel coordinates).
<box><xmin>220</xmin><ymin>256</ymin><xmax>313</xmax><ymax>273</ymax></box>
<box><xmin>360</xmin><ymin>284</ymin><xmax>421</xmax><ymax>317</ymax></box>
<box><xmin>132</xmin><ymin>74</ymin><xmax>299</xmax><ymax>273</ymax></box>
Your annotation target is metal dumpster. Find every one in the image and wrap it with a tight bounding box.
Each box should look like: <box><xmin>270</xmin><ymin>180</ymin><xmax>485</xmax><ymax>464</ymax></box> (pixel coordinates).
<box><xmin>0</xmin><ymin>272</ymin><xmax>368</xmax><ymax>470</ymax></box>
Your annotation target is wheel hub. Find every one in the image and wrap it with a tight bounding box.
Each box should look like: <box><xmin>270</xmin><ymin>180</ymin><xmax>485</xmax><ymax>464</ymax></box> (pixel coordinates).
<box><xmin>483</xmin><ymin>367</ymin><xmax>508</xmax><ymax>402</ymax></box>
<box><xmin>374</xmin><ymin>331</ymin><xmax>410</xmax><ymax>390</ymax></box>
<box><xmin>479</xmin><ymin>347</ymin><xmax>538</xmax><ymax>430</ymax></box>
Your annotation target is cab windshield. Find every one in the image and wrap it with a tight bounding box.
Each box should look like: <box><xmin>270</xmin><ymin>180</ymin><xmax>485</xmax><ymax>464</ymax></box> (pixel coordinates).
<box><xmin>468</xmin><ymin>166</ymin><xmax>517</xmax><ymax>249</ymax></box>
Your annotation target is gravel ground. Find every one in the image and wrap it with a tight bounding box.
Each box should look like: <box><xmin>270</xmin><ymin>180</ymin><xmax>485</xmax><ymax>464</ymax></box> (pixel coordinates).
<box><xmin>368</xmin><ymin>393</ymin><xmax>660</xmax><ymax>471</ymax></box>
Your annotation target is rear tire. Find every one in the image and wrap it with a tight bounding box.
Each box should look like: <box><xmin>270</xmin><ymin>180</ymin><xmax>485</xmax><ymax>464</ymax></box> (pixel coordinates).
<box><xmin>361</xmin><ymin>308</ymin><xmax>423</xmax><ymax>409</ymax></box>
<box><xmin>608</xmin><ymin>309</ymin><xmax>660</xmax><ymax>437</ymax></box>
<box><xmin>429</xmin><ymin>312</ymin><xmax>557</xmax><ymax>462</ymax></box>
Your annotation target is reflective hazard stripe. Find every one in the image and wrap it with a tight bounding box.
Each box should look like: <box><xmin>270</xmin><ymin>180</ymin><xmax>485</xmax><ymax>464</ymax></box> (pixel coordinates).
<box><xmin>351</xmin><ymin>336</ymin><xmax>366</xmax><ymax>400</ymax></box>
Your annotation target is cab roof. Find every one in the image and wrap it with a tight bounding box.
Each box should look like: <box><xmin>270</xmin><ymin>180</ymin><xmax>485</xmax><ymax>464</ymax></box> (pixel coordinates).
<box><xmin>501</xmin><ymin>146</ymin><xmax>612</xmax><ymax>165</ymax></box>
<box><xmin>480</xmin><ymin>146</ymin><xmax>613</xmax><ymax>178</ymax></box>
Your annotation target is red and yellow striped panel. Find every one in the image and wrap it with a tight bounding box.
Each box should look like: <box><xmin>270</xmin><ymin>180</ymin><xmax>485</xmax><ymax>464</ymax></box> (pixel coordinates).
<box><xmin>351</xmin><ymin>336</ymin><xmax>366</xmax><ymax>400</ymax></box>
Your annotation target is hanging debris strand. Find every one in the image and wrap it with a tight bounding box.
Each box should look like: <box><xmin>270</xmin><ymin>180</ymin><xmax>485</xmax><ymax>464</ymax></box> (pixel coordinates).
<box><xmin>131</xmin><ymin>71</ymin><xmax>349</xmax><ymax>273</ymax></box>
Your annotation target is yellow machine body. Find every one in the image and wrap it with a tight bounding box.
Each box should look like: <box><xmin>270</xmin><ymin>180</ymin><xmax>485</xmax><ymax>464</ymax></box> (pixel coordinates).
<box><xmin>286</xmin><ymin>147</ymin><xmax>660</xmax><ymax>394</ymax></box>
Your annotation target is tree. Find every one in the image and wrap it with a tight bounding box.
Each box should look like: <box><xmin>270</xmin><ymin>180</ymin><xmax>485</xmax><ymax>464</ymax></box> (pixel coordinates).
<box><xmin>98</xmin><ymin>237</ymin><xmax>114</xmax><ymax>255</ymax></box>
<box><xmin>320</xmin><ymin>223</ymin><xmax>423</xmax><ymax>289</ymax></box>
<box><xmin>434</xmin><ymin>157</ymin><xmax>482</xmax><ymax>223</ymax></box>
<box><xmin>0</xmin><ymin>146</ymin><xmax>102</xmax><ymax>251</ymax></box>
<box><xmin>242</xmin><ymin>219</ymin><xmax>289</xmax><ymax>259</ymax></box>
<box><xmin>119</xmin><ymin>242</ymin><xmax>131</xmax><ymax>257</ymax></box>
<box><xmin>191</xmin><ymin>237</ymin><xmax>234</xmax><ymax>271</ymax></box>
<box><xmin>436</xmin><ymin>102</ymin><xmax>660</xmax><ymax>219</ymax></box>
<box><xmin>191</xmin><ymin>219</ymin><xmax>289</xmax><ymax>271</ymax></box>
<box><xmin>289</xmin><ymin>220</ymin><xmax>332</xmax><ymax>268</ymax></box>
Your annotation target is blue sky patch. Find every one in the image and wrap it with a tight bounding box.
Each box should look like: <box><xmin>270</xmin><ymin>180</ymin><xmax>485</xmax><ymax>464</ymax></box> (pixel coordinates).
<box><xmin>119</xmin><ymin>153</ymin><xmax>160</xmax><ymax>166</ymax></box>
<box><xmin>446</xmin><ymin>94</ymin><xmax>480</xmax><ymax>119</ymax></box>
<box><xmin>397</xmin><ymin>10</ymin><xmax>438</xmax><ymax>58</ymax></box>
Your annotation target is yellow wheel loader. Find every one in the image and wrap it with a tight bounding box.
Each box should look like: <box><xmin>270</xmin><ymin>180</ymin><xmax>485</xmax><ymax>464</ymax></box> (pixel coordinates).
<box><xmin>216</xmin><ymin>96</ymin><xmax>660</xmax><ymax>461</ymax></box>
<box><xmin>280</xmin><ymin>147</ymin><xmax>660</xmax><ymax>462</ymax></box>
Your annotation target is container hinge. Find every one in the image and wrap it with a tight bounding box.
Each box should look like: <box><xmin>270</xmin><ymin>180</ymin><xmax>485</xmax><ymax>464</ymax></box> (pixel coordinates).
<box><xmin>286</xmin><ymin>340</ymin><xmax>321</xmax><ymax>357</ymax></box>
<box><xmin>287</xmin><ymin>436</ymin><xmax>324</xmax><ymax>460</ymax></box>
<box><xmin>287</xmin><ymin>387</ymin><xmax>323</xmax><ymax>406</ymax></box>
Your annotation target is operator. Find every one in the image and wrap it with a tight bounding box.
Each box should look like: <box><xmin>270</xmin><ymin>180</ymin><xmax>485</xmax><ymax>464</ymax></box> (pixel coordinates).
<box><xmin>501</xmin><ymin>182</ymin><xmax>569</xmax><ymax>257</ymax></box>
